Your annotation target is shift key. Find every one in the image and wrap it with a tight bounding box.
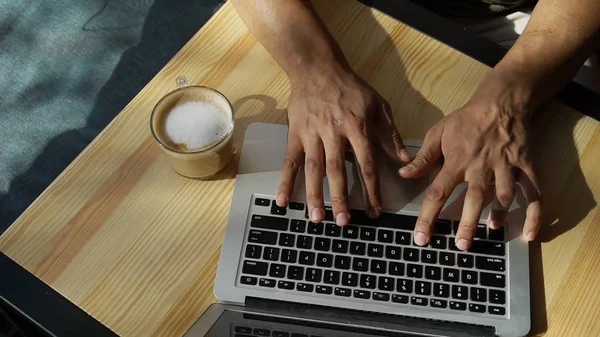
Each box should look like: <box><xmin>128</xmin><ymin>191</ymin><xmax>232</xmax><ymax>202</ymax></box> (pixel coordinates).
<box><xmin>481</xmin><ymin>272</ymin><xmax>505</xmax><ymax>288</ymax></box>
<box><xmin>248</xmin><ymin>230</ymin><xmax>277</xmax><ymax>245</ymax></box>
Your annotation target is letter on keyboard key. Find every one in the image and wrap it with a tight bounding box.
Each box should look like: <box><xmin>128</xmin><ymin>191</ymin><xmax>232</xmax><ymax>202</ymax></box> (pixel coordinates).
<box><xmin>314</xmin><ymin>237</ymin><xmax>331</xmax><ymax>251</ymax></box>
<box><xmin>343</xmin><ymin>226</ymin><xmax>359</xmax><ymax>239</ymax></box>
<box><xmin>395</xmin><ymin>231</ymin><xmax>412</xmax><ymax>245</ymax></box>
<box><xmin>352</xmin><ymin>257</ymin><xmax>369</xmax><ymax>272</ymax></box>
<box><xmin>461</xmin><ymin>270</ymin><xmax>478</xmax><ymax>284</ymax></box>
<box><xmin>350</xmin><ymin>242</ymin><xmax>366</xmax><ymax>255</ymax></box>
<box><xmin>368</xmin><ymin>244</ymin><xmax>384</xmax><ymax>257</ymax></box>
<box><xmin>443</xmin><ymin>268</ymin><xmax>459</xmax><ymax>282</ymax></box>
<box><xmin>371</xmin><ymin>260</ymin><xmax>387</xmax><ymax>274</ymax></box>
<box><xmin>248</xmin><ymin>230</ymin><xmax>277</xmax><ymax>245</ymax></box>
<box><xmin>457</xmin><ymin>254</ymin><xmax>474</xmax><ymax>268</ymax></box>
<box><xmin>476</xmin><ymin>256</ymin><xmax>506</xmax><ymax>272</ymax></box>
<box><xmin>242</xmin><ymin>261</ymin><xmax>268</xmax><ymax>275</ymax></box>
<box><xmin>251</xmin><ymin>215</ymin><xmax>289</xmax><ymax>231</ymax></box>
<box><xmin>332</xmin><ymin>239</ymin><xmax>349</xmax><ymax>253</ymax></box>
<box><xmin>406</xmin><ymin>264</ymin><xmax>423</xmax><ymax>278</ymax></box>
<box><xmin>430</xmin><ymin>236</ymin><xmax>447</xmax><ymax>249</ymax></box>
<box><xmin>317</xmin><ymin>253</ymin><xmax>333</xmax><ymax>268</ymax></box>
<box><xmin>389</xmin><ymin>262</ymin><xmax>404</xmax><ymax>276</ymax></box>
<box><xmin>378</xmin><ymin>229</ymin><xmax>394</xmax><ymax>243</ymax></box>
<box><xmin>334</xmin><ymin>255</ymin><xmax>351</xmax><ymax>270</ymax></box>
<box><xmin>360</xmin><ymin>227</ymin><xmax>376</xmax><ymax>241</ymax></box>
<box><xmin>481</xmin><ymin>272</ymin><xmax>506</xmax><ymax>288</ymax></box>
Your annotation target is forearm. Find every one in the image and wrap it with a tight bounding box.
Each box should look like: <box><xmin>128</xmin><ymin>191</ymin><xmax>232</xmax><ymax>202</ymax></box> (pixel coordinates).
<box><xmin>474</xmin><ymin>0</ymin><xmax>600</xmax><ymax>113</ymax></box>
<box><xmin>230</xmin><ymin>0</ymin><xmax>350</xmax><ymax>84</ymax></box>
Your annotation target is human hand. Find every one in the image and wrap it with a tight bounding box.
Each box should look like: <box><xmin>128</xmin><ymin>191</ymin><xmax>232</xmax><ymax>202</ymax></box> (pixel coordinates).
<box><xmin>400</xmin><ymin>96</ymin><xmax>541</xmax><ymax>250</ymax></box>
<box><xmin>277</xmin><ymin>66</ymin><xmax>413</xmax><ymax>226</ymax></box>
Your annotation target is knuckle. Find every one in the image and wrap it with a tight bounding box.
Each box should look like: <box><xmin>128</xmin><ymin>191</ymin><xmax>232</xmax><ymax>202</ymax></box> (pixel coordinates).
<box><xmin>306</xmin><ymin>191</ymin><xmax>323</xmax><ymax>204</ymax></box>
<box><xmin>330</xmin><ymin>196</ymin><xmax>348</xmax><ymax>209</ymax></box>
<box><xmin>305</xmin><ymin>158</ymin><xmax>321</xmax><ymax>174</ymax></box>
<box><xmin>466</xmin><ymin>188</ymin><xmax>485</xmax><ymax>204</ymax></box>
<box><xmin>427</xmin><ymin>185</ymin><xmax>447</xmax><ymax>202</ymax></box>
<box><xmin>496</xmin><ymin>187</ymin><xmax>515</xmax><ymax>203</ymax></box>
<box><xmin>360</xmin><ymin>159</ymin><xmax>377</xmax><ymax>180</ymax></box>
<box><xmin>282</xmin><ymin>157</ymin><xmax>298</xmax><ymax>170</ymax></box>
<box><xmin>326</xmin><ymin>157</ymin><xmax>345</xmax><ymax>175</ymax></box>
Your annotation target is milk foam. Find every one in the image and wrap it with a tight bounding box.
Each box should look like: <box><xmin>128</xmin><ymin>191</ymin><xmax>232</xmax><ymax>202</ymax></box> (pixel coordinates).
<box><xmin>165</xmin><ymin>101</ymin><xmax>231</xmax><ymax>151</ymax></box>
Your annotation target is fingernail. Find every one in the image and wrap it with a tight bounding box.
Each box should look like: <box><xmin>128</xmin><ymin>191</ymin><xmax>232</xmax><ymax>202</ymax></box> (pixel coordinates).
<box><xmin>367</xmin><ymin>206</ymin><xmax>381</xmax><ymax>219</ymax></box>
<box><xmin>489</xmin><ymin>220</ymin><xmax>502</xmax><ymax>230</ymax></box>
<box><xmin>400</xmin><ymin>165</ymin><xmax>414</xmax><ymax>174</ymax></box>
<box><xmin>276</xmin><ymin>193</ymin><xmax>288</xmax><ymax>207</ymax></box>
<box><xmin>336</xmin><ymin>212</ymin><xmax>350</xmax><ymax>226</ymax></box>
<box><xmin>310</xmin><ymin>208</ymin><xmax>324</xmax><ymax>223</ymax></box>
<box><xmin>414</xmin><ymin>231</ymin><xmax>428</xmax><ymax>246</ymax></box>
<box><xmin>456</xmin><ymin>239</ymin><xmax>470</xmax><ymax>250</ymax></box>
<box><xmin>400</xmin><ymin>148</ymin><xmax>412</xmax><ymax>160</ymax></box>
<box><xmin>526</xmin><ymin>231</ymin><xmax>535</xmax><ymax>241</ymax></box>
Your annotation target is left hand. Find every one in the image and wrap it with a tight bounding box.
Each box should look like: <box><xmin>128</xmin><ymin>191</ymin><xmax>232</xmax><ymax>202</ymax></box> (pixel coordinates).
<box><xmin>399</xmin><ymin>96</ymin><xmax>542</xmax><ymax>250</ymax></box>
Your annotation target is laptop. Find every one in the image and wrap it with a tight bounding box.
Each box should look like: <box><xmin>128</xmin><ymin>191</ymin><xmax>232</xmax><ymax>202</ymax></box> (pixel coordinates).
<box><xmin>183</xmin><ymin>123</ymin><xmax>530</xmax><ymax>337</ymax></box>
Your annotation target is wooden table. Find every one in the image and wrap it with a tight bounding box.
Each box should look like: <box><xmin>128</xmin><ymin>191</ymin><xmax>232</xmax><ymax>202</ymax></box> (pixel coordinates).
<box><xmin>1</xmin><ymin>1</ymin><xmax>599</xmax><ymax>336</ymax></box>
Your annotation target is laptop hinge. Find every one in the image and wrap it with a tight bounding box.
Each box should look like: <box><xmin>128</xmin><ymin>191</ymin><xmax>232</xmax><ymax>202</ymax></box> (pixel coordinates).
<box><xmin>245</xmin><ymin>297</ymin><xmax>496</xmax><ymax>337</ymax></box>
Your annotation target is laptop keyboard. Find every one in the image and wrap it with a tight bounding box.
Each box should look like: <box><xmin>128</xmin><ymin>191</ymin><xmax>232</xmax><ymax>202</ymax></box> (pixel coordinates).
<box><xmin>234</xmin><ymin>325</ymin><xmax>323</xmax><ymax>337</ymax></box>
<box><xmin>238</xmin><ymin>195</ymin><xmax>507</xmax><ymax>317</ymax></box>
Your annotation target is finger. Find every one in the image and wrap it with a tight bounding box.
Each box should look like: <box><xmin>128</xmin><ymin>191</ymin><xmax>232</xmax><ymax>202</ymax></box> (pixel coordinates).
<box><xmin>415</xmin><ymin>168</ymin><xmax>460</xmax><ymax>246</ymax></box>
<box><xmin>277</xmin><ymin>133</ymin><xmax>304</xmax><ymax>207</ymax></box>
<box><xmin>304</xmin><ymin>136</ymin><xmax>326</xmax><ymax>223</ymax></box>
<box><xmin>347</xmin><ymin>124</ymin><xmax>381</xmax><ymax>219</ymax></box>
<box><xmin>323</xmin><ymin>134</ymin><xmax>350</xmax><ymax>226</ymax></box>
<box><xmin>456</xmin><ymin>169</ymin><xmax>492</xmax><ymax>251</ymax></box>
<box><xmin>399</xmin><ymin>126</ymin><xmax>443</xmax><ymax>179</ymax></box>
<box><xmin>488</xmin><ymin>166</ymin><xmax>516</xmax><ymax>230</ymax></box>
<box><xmin>518</xmin><ymin>165</ymin><xmax>542</xmax><ymax>241</ymax></box>
<box><xmin>377</xmin><ymin>97</ymin><xmax>412</xmax><ymax>163</ymax></box>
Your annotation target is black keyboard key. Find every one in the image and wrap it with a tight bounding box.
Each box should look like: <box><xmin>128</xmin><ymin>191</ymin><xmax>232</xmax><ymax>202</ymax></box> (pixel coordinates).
<box><xmin>296</xmin><ymin>235</ymin><xmax>313</xmax><ymax>249</ymax></box>
<box><xmin>342</xmin><ymin>272</ymin><xmax>359</xmax><ymax>287</ymax></box>
<box><xmin>378</xmin><ymin>229</ymin><xmax>394</xmax><ymax>243</ymax></box>
<box><xmin>397</xmin><ymin>279</ymin><xmax>413</xmax><ymax>293</ymax></box>
<box><xmin>450</xmin><ymin>301</ymin><xmax>467</xmax><ymax>311</ymax></box>
<box><xmin>440</xmin><ymin>252</ymin><xmax>455</xmax><ymax>266</ymax></box>
<box><xmin>252</xmin><ymin>214</ymin><xmax>288</xmax><ymax>231</ymax></box>
<box><xmin>469</xmin><ymin>241</ymin><xmax>505</xmax><ymax>256</ymax></box>
<box><xmin>371</xmin><ymin>260</ymin><xmax>387</xmax><ymax>274</ymax></box>
<box><xmin>415</xmin><ymin>281</ymin><xmax>432</xmax><ymax>295</ymax></box>
<box><xmin>476</xmin><ymin>256</ymin><xmax>506</xmax><ymax>272</ymax></box>
<box><xmin>324</xmin><ymin>270</ymin><xmax>340</xmax><ymax>284</ymax></box>
<box><xmin>354</xmin><ymin>289</ymin><xmax>371</xmax><ymax>299</ymax></box>
<box><xmin>352</xmin><ymin>257</ymin><xmax>369</xmax><ymax>272</ymax></box>
<box><xmin>481</xmin><ymin>272</ymin><xmax>506</xmax><ymax>288</ymax></box>
<box><xmin>406</xmin><ymin>263</ymin><xmax>423</xmax><ymax>278</ymax></box>
<box><xmin>476</xmin><ymin>224</ymin><xmax>487</xmax><ymax>239</ymax></box>
<box><xmin>254</xmin><ymin>328</ymin><xmax>270</xmax><ymax>336</ymax></box>
<box><xmin>314</xmin><ymin>237</ymin><xmax>331</xmax><ymax>251</ymax></box>
<box><xmin>306</xmin><ymin>268</ymin><xmax>322</xmax><ymax>282</ymax></box>
<box><xmin>462</xmin><ymin>270</ymin><xmax>478</xmax><ymax>284</ymax></box>
<box><xmin>245</xmin><ymin>245</ymin><xmax>262</xmax><ymax>259</ymax></box>
<box><xmin>452</xmin><ymin>222</ymin><xmax>459</xmax><ymax>234</ymax></box>
<box><xmin>316</xmin><ymin>285</ymin><xmax>333</xmax><ymax>294</ymax></box>
<box><xmin>325</xmin><ymin>223</ymin><xmax>341</xmax><ymax>237</ymax></box>
<box><xmin>457</xmin><ymin>254</ymin><xmax>474</xmax><ymax>268</ymax></box>
<box><xmin>430</xmin><ymin>299</ymin><xmax>447</xmax><ymax>308</ymax></box>
<box><xmin>378</xmin><ymin>276</ymin><xmax>395</xmax><ymax>291</ymax></box>
<box><xmin>334</xmin><ymin>255</ymin><xmax>351</xmax><ymax>270</ymax></box>
<box><xmin>443</xmin><ymin>268</ymin><xmax>459</xmax><ymax>282</ymax></box>
<box><xmin>471</xmin><ymin>287</ymin><xmax>487</xmax><ymax>302</ymax></box>
<box><xmin>430</xmin><ymin>236</ymin><xmax>447</xmax><ymax>249</ymax></box>
<box><xmin>489</xmin><ymin>289</ymin><xmax>506</xmax><ymax>304</ymax></box>
<box><xmin>403</xmin><ymin>248</ymin><xmax>419</xmax><ymax>261</ymax></box>
<box><xmin>259</xmin><ymin>278</ymin><xmax>276</xmax><ymax>288</ymax></box>
<box><xmin>343</xmin><ymin>226</ymin><xmax>359</xmax><ymax>239</ymax></box>
<box><xmin>240</xmin><ymin>276</ymin><xmax>258</xmax><ymax>285</ymax></box>
<box><xmin>243</xmin><ymin>261</ymin><xmax>268</xmax><ymax>275</ymax></box>
<box><xmin>271</xmin><ymin>200</ymin><xmax>287</xmax><ymax>216</ymax></box>
<box><xmin>469</xmin><ymin>303</ymin><xmax>486</xmax><ymax>313</ymax></box>
<box><xmin>360</xmin><ymin>274</ymin><xmax>377</xmax><ymax>289</ymax></box>
<box><xmin>308</xmin><ymin>222</ymin><xmax>324</xmax><ymax>235</ymax></box>
<box><xmin>273</xmin><ymin>332</ymin><xmax>290</xmax><ymax>337</ymax></box>
<box><xmin>434</xmin><ymin>283</ymin><xmax>450</xmax><ymax>298</ymax></box>
<box><xmin>360</xmin><ymin>227</ymin><xmax>376</xmax><ymax>241</ymax></box>
<box><xmin>332</xmin><ymin>239</ymin><xmax>349</xmax><ymax>253</ymax></box>
<box><xmin>385</xmin><ymin>214</ymin><xmax>416</xmax><ymax>230</ymax></box>
<box><xmin>489</xmin><ymin>227</ymin><xmax>505</xmax><ymax>241</ymax></box>
<box><xmin>434</xmin><ymin>219</ymin><xmax>452</xmax><ymax>234</ymax></box>
<box><xmin>350</xmin><ymin>242</ymin><xmax>366</xmax><ymax>255</ymax></box>
<box><xmin>489</xmin><ymin>306</ymin><xmax>506</xmax><ymax>315</ymax></box>
<box><xmin>278</xmin><ymin>280</ymin><xmax>294</xmax><ymax>290</ymax></box>
<box><xmin>249</xmin><ymin>230</ymin><xmax>277</xmax><ymax>245</ymax></box>
<box><xmin>389</xmin><ymin>262</ymin><xmax>405</xmax><ymax>276</ymax></box>
<box><xmin>411</xmin><ymin>296</ymin><xmax>427</xmax><ymax>306</ymax></box>
<box><xmin>235</xmin><ymin>326</ymin><xmax>253</xmax><ymax>334</ymax></box>
<box><xmin>263</xmin><ymin>247</ymin><xmax>280</xmax><ymax>261</ymax></box>
<box><xmin>269</xmin><ymin>263</ymin><xmax>286</xmax><ymax>278</ymax></box>
<box><xmin>281</xmin><ymin>249</ymin><xmax>297</xmax><ymax>263</ymax></box>
<box><xmin>279</xmin><ymin>233</ymin><xmax>295</xmax><ymax>247</ymax></box>
<box><xmin>299</xmin><ymin>251</ymin><xmax>315</xmax><ymax>265</ymax></box>
<box><xmin>335</xmin><ymin>287</ymin><xmax>351</xmax><ymax>297</ymax></box>
<box><xmin>288</xmin><ymin>266</ymin><xmax>304</xmax><ymax>280</ymax></box>
<box><xmin>324</xmin><ymin>206</ymin><xmax>334</xmax><ymax>221</ymax></box>
<box><xmin>421</xmin><ymin>250</ymin><xmax>437</xmax><ymax>264</ymax></box>
<box><xmin>385</xmin><ymin>246</ymin><xmax>402</xmax><ymax>260</ymax></box>
<box><xmin>317</xmin><ymin>253</ymin><xmax>333</xmax><ymax>267</ymax></box>
<box><xmin>392</xmin><ymin>294</ymin><xmax>409</xmax><ymax>304</ymax></box>
<box><xmin>289</xmin><ymin>202</ymin><xmax>304</xmax><ymax>210</ymax></box>
<box><xmin>373</xmin><ymin>292</ymin><xmax>390</xmax><ymax>302</ymax></box>
<box><xmin>297</xmin><ymin>283</ymin><xmax>314</xmax><ymax>292</ymax></box>
<box><xmin>368</xmin><ymin>244</ymin><xmax>384</xmax><ymax>257</ymax></box>
<box><xmin>290</xmin><ymin>334</ymin><xmax>306</xmax><ymax>337</ymax></box>
<box><xmin>452</xmin><ymin>285</ymin><xmax>468</xmax><ymax>300</ymax></box>
<box><xmin>425</xmin><ymin>266</ymin><xmax>441</xmax><ymax>280</ymax></box>
<box><xmin>290</xmin><ymin>220</ymin><xmax>306</xmax><ymax>233</ymax></box>
<box><xmin>395</xmin><ymin>231</ymin><xmax>412</xmax><ymax>245</ymax></box>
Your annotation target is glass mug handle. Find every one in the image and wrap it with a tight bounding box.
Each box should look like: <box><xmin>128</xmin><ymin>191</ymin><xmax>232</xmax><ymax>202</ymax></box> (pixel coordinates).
<box><xmin>176</xmin><ymin>76</ymin><xmax>189</xmax><ymax>89</ymax></box>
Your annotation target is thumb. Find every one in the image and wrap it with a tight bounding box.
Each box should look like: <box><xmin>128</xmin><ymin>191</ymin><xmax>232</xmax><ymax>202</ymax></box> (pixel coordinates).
<box><xmin>399</xmin><ymin>126</ymin><xmax>442</xmax><ymax>178</ymax></box>
<box><xmin>376</xmin><ymin>97</ymin><xmax>412</xmax><ymax>163</ymax></box>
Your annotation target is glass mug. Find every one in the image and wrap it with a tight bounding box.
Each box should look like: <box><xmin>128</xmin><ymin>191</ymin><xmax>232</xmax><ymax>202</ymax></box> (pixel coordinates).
<box><xmin>150</xmin><ymin>77</ymin><xmax>235</xmax><ymax>179</ymax></box>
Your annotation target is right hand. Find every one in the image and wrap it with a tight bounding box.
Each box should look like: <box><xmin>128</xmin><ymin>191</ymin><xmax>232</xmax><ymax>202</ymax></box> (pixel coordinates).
<box><xmin>276</xmin><ymin>66</ymin><xmax>413</xmax><ymax>226</ymax></box>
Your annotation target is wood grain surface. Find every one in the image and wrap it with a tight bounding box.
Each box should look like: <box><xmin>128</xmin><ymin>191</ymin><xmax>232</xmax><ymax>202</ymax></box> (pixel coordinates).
<box><xmin>1</xmin><ymin>1</ymin><xmax>599</xmax><ymax>336</ymax></box>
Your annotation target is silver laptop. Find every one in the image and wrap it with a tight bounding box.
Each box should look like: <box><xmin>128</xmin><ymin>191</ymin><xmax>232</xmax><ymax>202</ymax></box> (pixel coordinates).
<box><xmin>184</xmin><ymin>123</ymin><xmax>530</xmax><ymax>337</ymax></box>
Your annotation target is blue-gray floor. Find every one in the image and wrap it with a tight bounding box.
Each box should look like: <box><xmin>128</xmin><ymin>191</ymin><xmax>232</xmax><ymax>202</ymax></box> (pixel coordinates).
<box><xmin>0</xmin><ymin>0</ymin><xmax>223</xmax><ymax>235</ymax></box>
